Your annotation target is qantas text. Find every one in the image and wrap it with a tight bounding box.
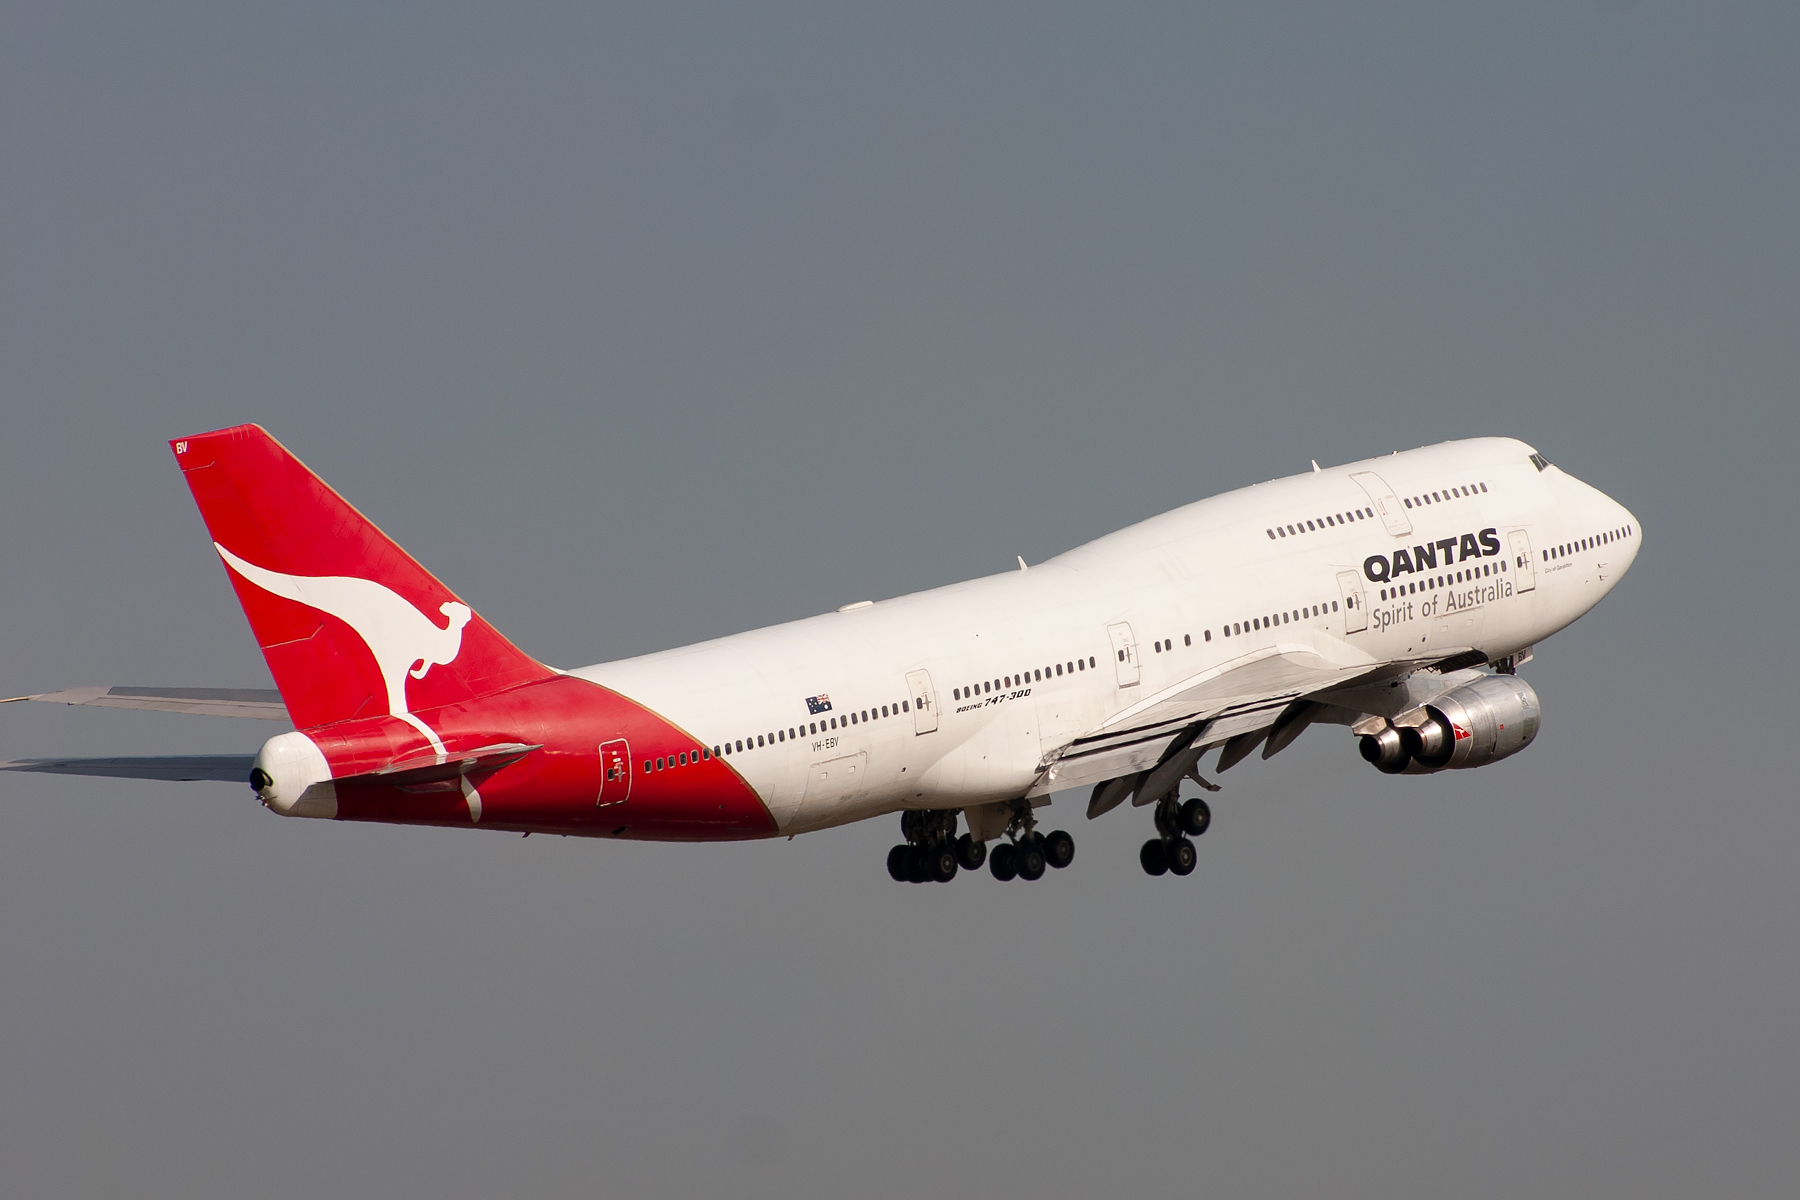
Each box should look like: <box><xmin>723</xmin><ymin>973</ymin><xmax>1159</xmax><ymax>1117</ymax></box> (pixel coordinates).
<box><xmin>1363</xmin><ymin>527</ymin><xmax>1501</xmax><ymax>583</ymax></box>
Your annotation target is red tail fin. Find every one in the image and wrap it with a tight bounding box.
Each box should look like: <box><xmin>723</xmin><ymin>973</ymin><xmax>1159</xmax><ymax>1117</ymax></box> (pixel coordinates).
<box><xmin>171</xmin><ymin>425</ymin><xmax>555</xmax><ymax>730</ymax></box>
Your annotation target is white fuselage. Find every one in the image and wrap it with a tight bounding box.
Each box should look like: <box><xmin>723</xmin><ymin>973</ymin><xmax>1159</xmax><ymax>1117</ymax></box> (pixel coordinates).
<box><xmin>574</xmin><ymin>437</ymin><xmax>1639</xmax><ymax>834</ymax></box>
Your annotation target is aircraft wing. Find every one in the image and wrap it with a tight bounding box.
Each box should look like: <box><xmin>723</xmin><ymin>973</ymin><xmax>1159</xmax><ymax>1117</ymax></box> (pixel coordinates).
<box><xmin>0</xmin><ymin>754</ymin><xmax>256</xmax><ymax>783</ymax></box>
<box><xmin>1042</xmin><ymin>639</ymin><xmax>1477</xmax><ymax>797</ymax></box>
<box><xmin>0</xmin><ymin>686</ymin><xmax>289</xmax><ymax>721</ymax></box>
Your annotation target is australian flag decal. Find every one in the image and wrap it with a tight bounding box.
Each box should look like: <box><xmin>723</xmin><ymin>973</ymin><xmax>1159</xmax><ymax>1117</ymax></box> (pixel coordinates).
<box><xmin>805</xmin><ymin>694</ymin><xmax>833</xmax><ymax>715</ymax></box>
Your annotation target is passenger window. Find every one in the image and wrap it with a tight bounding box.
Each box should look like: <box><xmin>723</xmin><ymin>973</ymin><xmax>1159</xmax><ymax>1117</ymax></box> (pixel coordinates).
<box><xmin>1332</xmin><ymin>601</ymin><xmax>1338</xmax><ymax>611</ymax></box>
<box><xmin>881</xmin><ymin>706</ymin><xmax>889</xmax><ymax>718</ymax></box>
<box><xmin>1306</xmin><ymin>520</ymin><xmax>1316</xmax><ymax>530</ymax></box>
<box><xmin>1288</xmin><ymin>525</ymin><xmax>1297</xmax><ymax>535</ymax></box>
<box><xmin>1267</xmin><ymin>529</ymin><xmax>1277</xmax><ymax>539</ymax></box>
<box><xmin>1089</xmin><ymin>657</ymin><xmax>1095</xmax><ymax>668</ymax></box>
<box><xmin>1204</xmin><ymin>630</ymin><xmax>1211</xmax><ymax>641</ymax></box>
<box><xmin>643</xmin><ymin>759</ymin><xmax>652</xmax><ymax>771</ymax></box>
<box><xmin>1404</xmin><ymin>498</ymin><xmax>1413</xmax><ymax>508</ymax></box>
<box><xmin>1184</xmin><ymin>634</ymin><xmax>1191</xmax><ymax>646</ymax></box>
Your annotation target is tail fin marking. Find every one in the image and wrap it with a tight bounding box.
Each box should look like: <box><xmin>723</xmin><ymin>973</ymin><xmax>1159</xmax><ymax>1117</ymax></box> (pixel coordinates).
<box><xmin>173</xmin><ymin>425</ymin><xmax>555</xmax><ymax>732</ymax></box>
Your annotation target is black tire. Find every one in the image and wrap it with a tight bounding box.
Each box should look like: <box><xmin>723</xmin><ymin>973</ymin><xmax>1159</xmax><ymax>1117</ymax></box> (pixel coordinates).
<box><xmin>886</xmin><ymin>844</ymin><xmax>911</xmax><ymax>882</ymax></box>
<box><xmin>1044</xmin><ymin>829</ymin><xmax>1075</xmax><ymax>869</ymax></box>
<box><xmin>989</xmin><ymin>842</ymin><xmax>1018</xmax><ymax>881</ymax></box>
<box><xmin>1140</xmin><ymin>838</ymin><xmax>1169</xmax><ymax>876</ymax></box>
<box><xmin>1179</xmin><ymin>797</ymin><xmax>1212</xmax><ymax>837</ymax></box>
<box><xmin>930</xmin><ymin>848</ymin><xmax>959</xmax><ymax>882</ymax></box>
<box><xmin>906</xmin><ymin>846</ymin><xmax>932</xmax><ymax>883</ymax></box>
<box><xmin>1017</xmin><ymin>842</ymin><xmax>1047</xmax><ymax>880</ymax></box>
<box><xmin>1168</xmin><ymin>837</ymin><xmax>1197</xmax><ymax>876</ymax></box>
<box><xmin>955</xmin><ymin>833</ymin><xmax>987</xmax><ymax>871</ymax></box>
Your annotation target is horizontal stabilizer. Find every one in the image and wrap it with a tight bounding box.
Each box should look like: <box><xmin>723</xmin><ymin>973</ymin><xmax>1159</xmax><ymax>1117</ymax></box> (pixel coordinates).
<box><xmin>349</xmin><ymin>742</ymin><xmax>541</xmax><ymax>787</ymax></box>
<box><xmin>1</xmin><ymin>686</ymin><xmax>289</xmax><ymax>721</ymax></box>
<box><xmin>0</xmin><ymin>754</ymin><xmax>256</xmax><ymax>783</ymax></box>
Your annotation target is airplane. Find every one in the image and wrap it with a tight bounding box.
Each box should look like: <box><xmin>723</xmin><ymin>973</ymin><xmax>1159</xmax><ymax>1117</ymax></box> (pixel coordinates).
<box><xmin>2</xmin><ymin>425</ymin><xmax>1640</xmax><ymax>881</ymax></box>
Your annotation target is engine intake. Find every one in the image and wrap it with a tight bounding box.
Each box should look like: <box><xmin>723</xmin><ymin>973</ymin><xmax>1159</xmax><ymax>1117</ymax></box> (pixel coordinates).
<box><xmin>1361</xmin><ymin>675</ymin><xmax>1541</xmax><ymax>774</ymax></box>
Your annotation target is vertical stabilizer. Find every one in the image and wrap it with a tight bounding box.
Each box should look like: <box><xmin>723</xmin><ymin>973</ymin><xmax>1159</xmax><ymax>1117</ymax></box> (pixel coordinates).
<box><xmin>171</xmin><ymin>425</ymin><xmax>555</xmax><ymax>731</ymax></box>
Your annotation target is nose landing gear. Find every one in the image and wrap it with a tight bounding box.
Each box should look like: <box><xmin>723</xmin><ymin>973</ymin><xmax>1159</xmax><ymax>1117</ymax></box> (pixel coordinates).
<box><xmin>1139</xmin><ymin>790</ymin><xmax>1209</xmax><ymax>878</ymax></box>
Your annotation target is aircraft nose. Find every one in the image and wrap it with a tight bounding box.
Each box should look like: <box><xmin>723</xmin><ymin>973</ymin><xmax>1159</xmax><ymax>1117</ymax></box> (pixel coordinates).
<box><xmin>1614</xmin><ymin>502</ymin><xmax>1644</xmax><ymax>573</ymax></box>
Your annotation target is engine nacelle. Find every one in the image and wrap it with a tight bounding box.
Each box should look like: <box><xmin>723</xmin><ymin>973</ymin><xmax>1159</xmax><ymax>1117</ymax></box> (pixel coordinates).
<box><xmin>1358</xmin><ymin>725</ymin><xmax>1411</xmax><ymax>774</ymax></box>
<box><xmin>1360</xmin><ymin>675</ymin><xmax>1541</xmax><ymax>774</ymax></box>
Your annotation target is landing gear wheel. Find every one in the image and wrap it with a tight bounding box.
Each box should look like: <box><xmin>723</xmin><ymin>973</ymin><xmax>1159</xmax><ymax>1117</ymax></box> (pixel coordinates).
<box><xmin>1167</xmin><ymin>837</ymin><xmax>1197</xmax><ymax>876</ymax></box>
<box><xmin>1179</xmin><ymin>797</ymin><xmax>1212</xmax><ymax>837</ymax></box>
<box><xmin>954</xmin><ymin>833</ymin><xmax>987</xmax><ymax>871</ymax></box>
<box><xmin>1139</xmin><ymin>838</ymin><xmax>1169</xmax><ymax>876</ymax></box>
<box><xmin>928</xmin><ymin>847</ymin><xmax>959</xmax><ymax>882</ymax></box>
<box><xmin>906</xmin><ymin>847</ymin><xmax>933</xmax><ymax>883</ymax></box>
<box><xmin>1044</xmin><ymin>830</ymin><xmax>1075</xmax><ymax>869</ymax></box>
<box><xmin>1016</xmin><ymin>841</ymin><xmax>1047</xmax><ymax>880</ymax></box>
<box><xmin>989</xmin><ymin>842</ymin><xmax>1019</xmax><ymax>881</ymax></box>
<box><xmin>886</xmin><ymin>845</ymin><xmax>911</xmax><ymax>882</ymax></box>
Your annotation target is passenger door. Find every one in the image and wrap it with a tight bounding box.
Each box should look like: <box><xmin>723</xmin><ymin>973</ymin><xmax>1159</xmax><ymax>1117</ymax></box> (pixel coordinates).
<box><xmin>1107</xmin><ymin>622</ymin><xmax>1141</xmax><ymax>687</ymax></box>
<box><xmin>1508</xmin><ymin>529</ymin><xmax>1537</xmax><ymax>592</ymax></box>
<box><xmin>905</xmin><ymin>669</ymin><xmax>939</xmax><ymax>734</ymax></box>
<box><xmin>596</xmin><ymin>738</ymin><xmax>631</xmax><ymax>807</ymax></box>
<box><xmin>1336</xmin><ymin>571</ymin><xmax>1368</xmax><ymax>633</ymax></box>
<box><xmin>1350</xmin><ymin>471</ymin><xmax>1413</xmax><ymax>537</ymax></box>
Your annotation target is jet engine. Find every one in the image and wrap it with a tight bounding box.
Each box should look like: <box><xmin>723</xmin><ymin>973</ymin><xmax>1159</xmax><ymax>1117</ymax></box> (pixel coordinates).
<box><xmin>1358</xmin><ymin>674</ymin><xmax>1541</xmax><ymax>775</ymax></box>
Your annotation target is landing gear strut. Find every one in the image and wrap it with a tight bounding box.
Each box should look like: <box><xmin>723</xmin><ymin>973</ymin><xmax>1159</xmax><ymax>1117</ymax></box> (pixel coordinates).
<box><xmin>884</xmin><ymin>801</ymin><xmax>1076</xmax><ymax>883</ymax></box>
<box><xmin>1140</xmin><ymin>790</ymin><xmax>1209</xmax><ymax>878</ymax></box>
<box><xmin>887</xmin><ymin>809</ymin><xmax>963</xmax><ymax>883</ymax></box>
<box><xmin>986</xmin><ymin>798</ymin><xmax>1074</xmax><ymax>883</ymax></box>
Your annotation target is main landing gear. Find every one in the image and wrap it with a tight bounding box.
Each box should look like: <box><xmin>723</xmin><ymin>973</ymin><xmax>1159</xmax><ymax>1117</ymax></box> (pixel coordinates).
<box><xmin>1139</xmin><ymin>791</ymin><xmax>1210</xmax><ymax>878</ymax></box>
<box><xmin>986</xmin><ymin>798</ymin><xmax>1074</xmax><ymax>883</ymax></box>
<box><xmin>887</xmin><ymin>809</ymin><xmax>968</xmax><ymax>882</ymax></box>
<box><xmin>884</xmin><ymin>801</ymin><xmax>1075</xmax><ymax>883</ymax></box>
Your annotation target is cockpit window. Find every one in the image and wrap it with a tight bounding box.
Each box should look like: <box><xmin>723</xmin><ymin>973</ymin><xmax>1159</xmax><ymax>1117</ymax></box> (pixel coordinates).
<box><xmin>1528</xmin><ymin>452</ymin><xmax>1551</xmax><ymax>472</ymax></box>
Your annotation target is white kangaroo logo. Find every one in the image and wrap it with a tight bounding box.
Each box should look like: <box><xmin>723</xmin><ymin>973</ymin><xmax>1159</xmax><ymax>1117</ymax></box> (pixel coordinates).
<box><xmin>216</xmin><ymin>544</ymin><xmax>472</xmax><ymax>755</ymax></box>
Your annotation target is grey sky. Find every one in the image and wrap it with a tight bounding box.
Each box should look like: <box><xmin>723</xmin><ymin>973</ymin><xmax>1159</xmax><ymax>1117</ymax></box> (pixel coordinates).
<box><xmin>3</xmin><ymin>3</ymin><xmax>1797</xmax><ymax>1197</ymax></box>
